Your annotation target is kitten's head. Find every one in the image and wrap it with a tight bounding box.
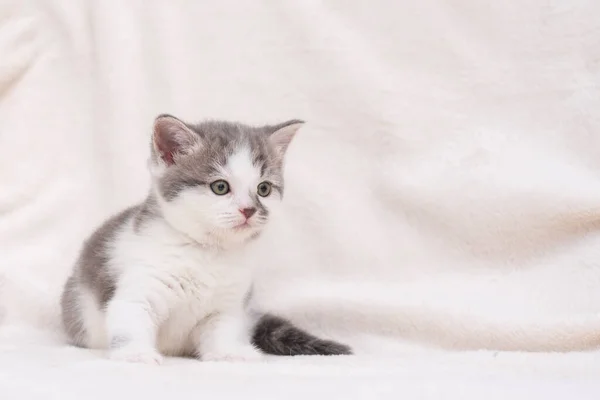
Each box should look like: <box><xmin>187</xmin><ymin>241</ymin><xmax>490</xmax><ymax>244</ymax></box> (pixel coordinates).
<box><xmin>149</xmin><ymin>114</ymin><xmax>302</xmax><ymax>247</ymax></box>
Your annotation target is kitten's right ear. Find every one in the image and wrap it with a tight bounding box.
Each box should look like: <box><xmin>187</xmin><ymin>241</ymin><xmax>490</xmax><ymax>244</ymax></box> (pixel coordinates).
<box><xmin>267</xmin><ymin>119</ymin><xmax>304</xmax><ymax>157</ymax></box>
<box><xmin>152</xmin><ymin>114</ymin><xmax>200</xmax><ymax>166</ymax></box>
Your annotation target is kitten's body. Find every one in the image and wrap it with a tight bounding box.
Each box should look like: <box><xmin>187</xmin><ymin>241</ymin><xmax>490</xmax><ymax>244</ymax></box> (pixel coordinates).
<box><xmin>64</xmin><ymin>204</ymin><xmax>256</xmax><ymax>360</ymax></box>
<box><xmin>61</xmin><ymin>116</ymin><xmax>351</xmax><ymax>364</ymax></box>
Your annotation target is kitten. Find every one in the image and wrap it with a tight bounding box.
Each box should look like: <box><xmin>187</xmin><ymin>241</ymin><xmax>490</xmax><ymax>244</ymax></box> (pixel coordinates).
<box><xmin>60</xmin><ymin>114</ymin><xmax>351</xmax><ymax>364</ymax></box>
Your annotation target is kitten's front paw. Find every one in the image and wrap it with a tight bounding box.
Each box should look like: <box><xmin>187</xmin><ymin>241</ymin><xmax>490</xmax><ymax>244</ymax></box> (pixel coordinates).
<box><xmin>109</xmin><ymin>346</ymin><xmax>163</xmax><ymax>365</ymax></box>
<box><xmin>202</xmin><ymin>345</ymin><xmax>263</xmax><ymax>362</ymax></box>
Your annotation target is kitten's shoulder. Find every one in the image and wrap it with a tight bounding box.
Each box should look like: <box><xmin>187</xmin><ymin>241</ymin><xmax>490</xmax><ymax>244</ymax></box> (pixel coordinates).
<box><xmin>83</xmin><ymin>204</ymin><xmax>143</xmax><ymax>251</ymax></box>
<box><xmin>74</xmin><ymin>203</ymin><xmax>153</xmax><ymax>300</ymax></box>
<box><xmin>83</xmin><ymin>199</ymin><xmax>158</xmax><ymax>248</ymax></box>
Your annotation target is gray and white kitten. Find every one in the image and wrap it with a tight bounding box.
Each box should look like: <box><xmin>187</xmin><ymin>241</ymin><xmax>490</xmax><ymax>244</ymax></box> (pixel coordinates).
<box><xmin>60</xmin><ymin>114</ymin><xmax>351</xmax><ymax>363</ymax></box>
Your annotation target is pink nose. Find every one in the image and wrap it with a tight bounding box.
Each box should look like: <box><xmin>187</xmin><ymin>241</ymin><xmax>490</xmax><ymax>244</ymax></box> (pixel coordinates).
<box><xmin>240</xmin><ymin>207</ymin><xmax>257</xmax><ymax>219</ymax></box>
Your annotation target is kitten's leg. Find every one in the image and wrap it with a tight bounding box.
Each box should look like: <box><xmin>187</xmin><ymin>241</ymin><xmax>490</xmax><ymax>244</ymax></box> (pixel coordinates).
<box><xmin>195</xmin><ymin>313</ymin><xmax>262</xmax><ymax>362</ymax></box>
<box><xmin>105</xmin><ymin>297</ymin><xmax>164</xmax><ymax>365</ymax></box>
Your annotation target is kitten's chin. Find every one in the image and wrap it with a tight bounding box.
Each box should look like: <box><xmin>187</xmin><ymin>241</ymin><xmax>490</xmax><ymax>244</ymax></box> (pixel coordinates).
<box><xmin>162</xmin><ymin>214</ymin><xmax>262</xmax><ymax>249</ymax></box>
<box><xmin>228</xmin><ymin>224</ymin><xmax>264</xmax><ymax>242</ymax></box>
<box><xmin>232</xmin><ymin>221</ymin><xmax>253</xmax><ymax>231</ymax></box>
<box><xmin>195</xmin><ymin>221</ymin><xmax>264</xmax><ymax>248</ymax></box>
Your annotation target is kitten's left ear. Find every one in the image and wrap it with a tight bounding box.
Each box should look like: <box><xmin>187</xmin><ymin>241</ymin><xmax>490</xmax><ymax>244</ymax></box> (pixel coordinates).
<box><xmin>267</xmin><ymin>119</ymin><xmax>304</xmax><ymax>156</ymax></box>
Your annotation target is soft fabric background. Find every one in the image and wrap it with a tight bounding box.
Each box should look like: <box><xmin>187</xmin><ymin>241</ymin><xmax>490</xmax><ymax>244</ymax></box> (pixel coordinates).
<box><xmin>1</xmin><ymin>0</ymin><xmax>600</xmax><ymax>398</ymax></box>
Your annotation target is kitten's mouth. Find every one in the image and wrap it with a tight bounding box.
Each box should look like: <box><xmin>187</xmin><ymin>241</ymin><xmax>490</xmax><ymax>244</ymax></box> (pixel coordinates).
<box><xmin>233</xmin><ymin>221</ymin><xmax>251</xmax><ymax>230</ymax></box>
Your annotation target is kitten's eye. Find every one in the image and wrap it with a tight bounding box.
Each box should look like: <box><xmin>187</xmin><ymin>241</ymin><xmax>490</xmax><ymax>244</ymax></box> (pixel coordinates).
<box><xmin>257</xmin><ymin>181</ymin><xmax>272</xmax><ymax>197</ymax></box>
<box><xmin>210</xmin><ymin>180</ymin><xmax>230</xmax><ymax>195</ymax></box>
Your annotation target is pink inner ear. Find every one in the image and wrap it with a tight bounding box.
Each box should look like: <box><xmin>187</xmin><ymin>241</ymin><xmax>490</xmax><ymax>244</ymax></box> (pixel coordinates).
<box><xmin>270</xmin><ymin>121</ymin><xmax>303</xmax><ymax>156</ymax></box>
<box><xmin>154</xmin><ymin>131</ymin><xmax>176</xmax><ymax>165</ymax></box>
<box><xmin>153</xmin><ymin>116</ymin><xmax>197</xmax><ymax>166</ymax></box>
<box><xmin>161</xmin><ymin>149</ymin><xmax>175</xmax><ymax>165</ymax></box>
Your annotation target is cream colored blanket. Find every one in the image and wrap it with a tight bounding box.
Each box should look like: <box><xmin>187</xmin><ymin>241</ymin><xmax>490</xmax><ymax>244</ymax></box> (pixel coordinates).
<box><xmin>1</xmin><ymin>1</ymin><xmax>600</xmax><ymax>398</ymax></box>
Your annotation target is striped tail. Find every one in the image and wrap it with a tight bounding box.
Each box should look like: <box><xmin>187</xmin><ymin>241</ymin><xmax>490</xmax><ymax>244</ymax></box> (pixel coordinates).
<box><xmin>251</xmin><ymin>314</ymin><xmax>352</xmax><ymax>356</ymax></box>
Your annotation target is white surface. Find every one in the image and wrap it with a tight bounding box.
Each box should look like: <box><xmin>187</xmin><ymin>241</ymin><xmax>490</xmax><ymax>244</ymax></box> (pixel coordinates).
<box><xmin>1</xmin><ymin>0</ymin><xmax>600</xmax><ymax>398</ymax></box>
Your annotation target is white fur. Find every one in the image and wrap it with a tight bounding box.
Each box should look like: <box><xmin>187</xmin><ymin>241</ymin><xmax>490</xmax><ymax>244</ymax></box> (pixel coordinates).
<box><xmin>83</xmin><ymin>146</ymin><xmax>280</xmax><ymax>364</ymax></box>
<box><xmin>79</xmin><ymin>290</ymin><xmax>106</xmax><ymax>348</ymax></box>
<box><xmin>105</xmin><ymin>216</ymin><xmax>258</xmax><ymax>363</ymax></box>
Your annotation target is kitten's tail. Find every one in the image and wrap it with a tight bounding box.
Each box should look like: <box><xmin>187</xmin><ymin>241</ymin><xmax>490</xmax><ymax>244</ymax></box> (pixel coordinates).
<box><xmin>251</xmin><ymin>314</ymin><xmax>352</xmax><ymax>356</ymax></box>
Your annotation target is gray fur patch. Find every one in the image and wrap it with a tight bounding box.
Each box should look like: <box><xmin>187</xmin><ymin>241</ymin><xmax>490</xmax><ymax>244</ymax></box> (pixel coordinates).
<box><xmin>60</xmin><ymin>275</ymin><xmax>86</xmax><ymax>346</ymax></box>
<box><xmin>133</xmin><ymin>197</ymin><xmax>160</xmax><ymax>232</ymax></box>
<box><xmin>251</xmin><ymin>193</ymin><xmax>269</xmax><ymax>218</ymax></box>
<box><xmin>78</xmin><ymin>206</ymin><xmax>137</xmax><ymax>305</ymax></box>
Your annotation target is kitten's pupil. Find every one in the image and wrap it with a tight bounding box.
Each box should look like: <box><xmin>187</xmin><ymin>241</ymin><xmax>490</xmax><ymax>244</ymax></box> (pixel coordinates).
<box><xmin>257</xmin><ymin>182</ymin><xmax>272</xmax><ymax>197</ymax></box>
<box><xmin>210</xmin><ymin>180</ymin><xmax>230</xmax><ymax>195</ymax></box>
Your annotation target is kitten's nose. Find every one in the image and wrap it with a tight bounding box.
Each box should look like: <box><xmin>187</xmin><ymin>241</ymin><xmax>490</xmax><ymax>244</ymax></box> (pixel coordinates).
<box><xmin>240</xmin><ymin>207</ymin><xmax>257</xmax><ymax>219</ymax></box>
